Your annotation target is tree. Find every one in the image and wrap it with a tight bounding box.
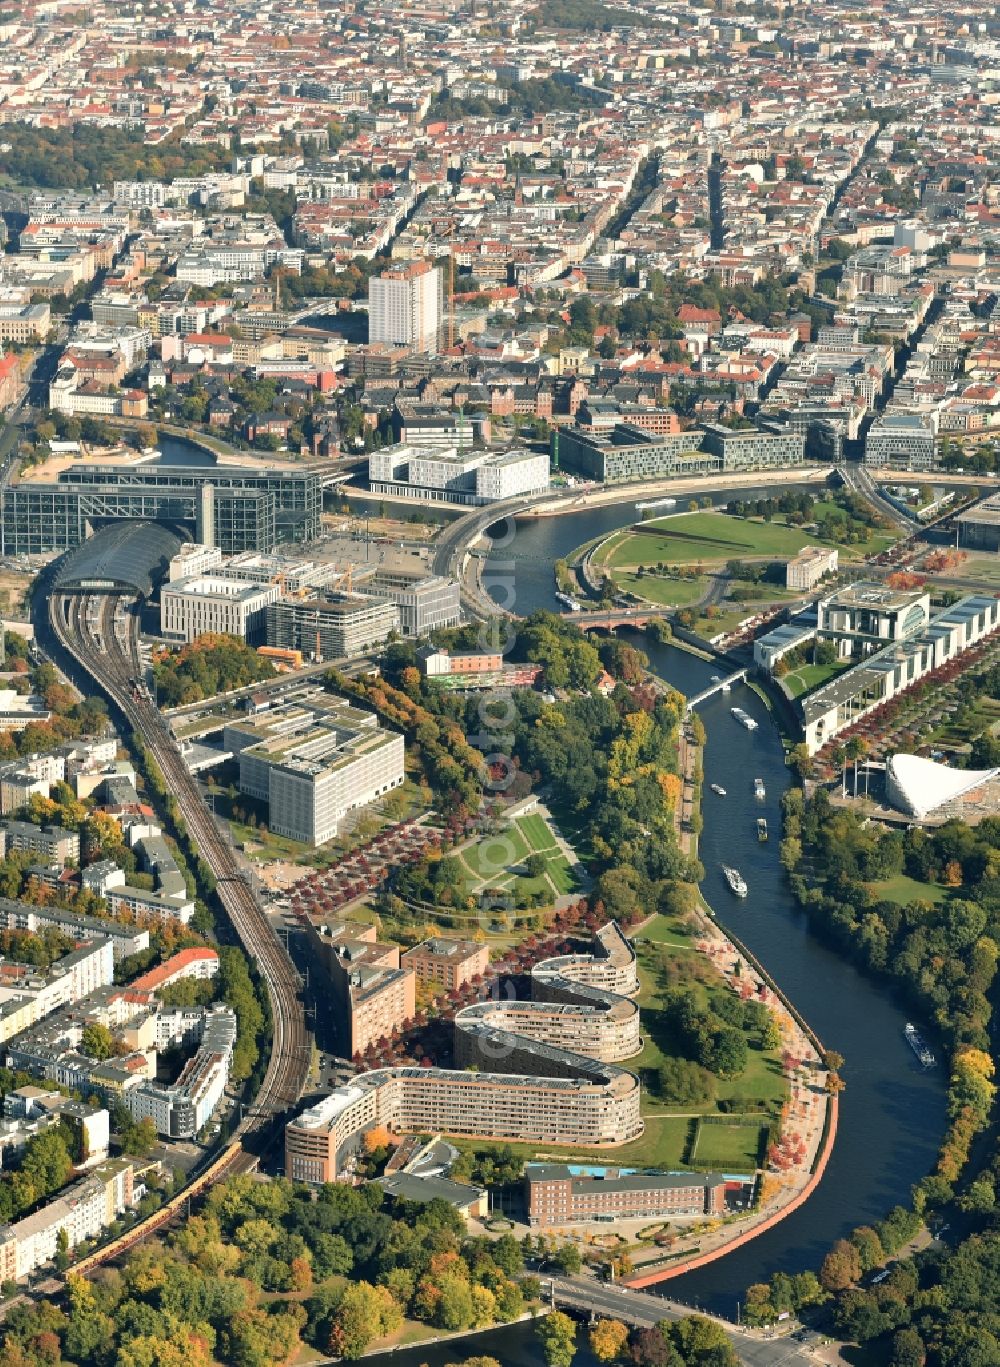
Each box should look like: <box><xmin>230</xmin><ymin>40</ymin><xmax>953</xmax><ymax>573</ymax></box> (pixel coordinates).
<box><xmin>891</xmin><ymin>1328</ymin><xmax>926</xmax><ymax>1367</ymax></box>
<box><xmin>552</xmin><ymin>1242</ymin><xmax>582</xmax><ymax>1274</ymax></box>
<box><xmin>81</xmin><ymin>1021</ymin><xmax>117</xmax><ymax>1060</ymax></box>
<box><xmin>590</xmin><ymin>1319</ymin><xmax>629</xmax><ymax>1362</ymax></box>
<box><xmin>537</xmin><ymin>1311</ymin><xmax>577</xmax><ymax>1367</ymax></box>
<box><xmin>820</xmin><ymin>1238</ymin><xmax>862</xmax><ymax>1292</ymax></box>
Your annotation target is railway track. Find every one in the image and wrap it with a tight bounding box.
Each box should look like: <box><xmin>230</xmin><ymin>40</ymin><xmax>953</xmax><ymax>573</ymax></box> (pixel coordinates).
<box><xmin>49</xmin><ymin>589</ymin><xmax>311</xmax><ymax>1268</ymax></box>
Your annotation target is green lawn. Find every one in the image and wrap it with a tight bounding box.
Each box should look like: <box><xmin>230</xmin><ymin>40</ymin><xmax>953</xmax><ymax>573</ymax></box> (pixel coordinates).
<box><xmin>516</xmin><ymin>813</ymin><xmax>559</xmax><ymax>853</ymax></box>
<box><xmin>611</xmin><ymin>571</ymin><xmax>709</xmax><ymax>606</ymax></box>
<box><xmin>690</xmin><ymin>1120</ymin><xmax>767</xmax><ymax>1171</ymax></box>
<box><xmin>866</xmin><ymin>874</ymin><xmax>951</xmax><ymax>907</ymax></box>
<box><xmin>460</xmin><ymin>826</ymin><xmax>530</xmax><ymax>880</ymax></box>
<box><xmin>599</xmin><ymin>509</ymin><xmax>895</xmax><ymax>572</ymax></box>
<box><xmin>783</xmin><ymin>660</ymin><xmax>853</xmax><ymax>699</ymax></box>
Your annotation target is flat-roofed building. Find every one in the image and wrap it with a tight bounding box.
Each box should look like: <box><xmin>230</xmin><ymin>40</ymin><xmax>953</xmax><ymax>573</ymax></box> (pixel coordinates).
<box><xmin>402</xmin><ymin>938</ymin><xmax>489</xmax><ymax>994</ymax></box>
<box><xmin>785</xmin><ymin>546</ymin><xmax>839</xmax><ymax>591</ymax></box>
<box><xmin>0</xmin><ymin>821</ymin><xmax>80</xmax><ymax>865</ymax></box>
<box><xmin>524</xmin><ymin>1162</ymin><xmax>730</xmax><ymax>1225</ymax></box>
<box><xmin>225</xmin><ymin>695</ymin><xmax>404</xmax><ymax>845</ymax></box>
<box><xmin>957</xmin><ymin>493</ymin><xmax>1000</xmax><ymax>553</ymax></box>
<box><xmin>817</xmin><ymin>581</ymin><xmax>931</xmax><ymax>656</ymax></box>
<box><xmin>364</xmin><ymin>569</ymin><xmax>462</xmax><ymax>636</ymax></box>
<box><xmin>803</xmin><ymin>594</ymin><xmax>1000</xmax><ymax>753</ymax></box>
<box><xmin>864</xmin><ymin>413</ymin><xmax>937</xmax><ymax>470</ymax></box>
<box><xmin>266</xmin><ymin>596</ymin><xmax>400</xmax><ymax>661</ymax></box>
<box><xmin>369</xmin><ymin>444</ymin><xmax>549</xmax><ymax>505</ymax></box>
<box><xmin>161</xmin><ymin>575</ymin><xmax>280</xmax><ymax>644</ymax></box>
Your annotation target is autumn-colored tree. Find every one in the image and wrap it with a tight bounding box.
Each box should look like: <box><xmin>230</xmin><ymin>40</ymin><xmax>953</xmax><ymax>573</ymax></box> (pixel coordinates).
<box><xmin>819</xmin><ymin>1238</ymin><xmax>862</xmax><ymax>1291</ymax></box>
<box><xmin>589</xmin><ymin>1318</ymin><xmax>630</xmax><ymax>1361</ymax></box>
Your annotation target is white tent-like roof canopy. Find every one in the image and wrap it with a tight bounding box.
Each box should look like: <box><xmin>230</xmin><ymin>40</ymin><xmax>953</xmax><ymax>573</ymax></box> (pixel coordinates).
<box><xmin>885</xmin><ymin>753</ymin><xmax>1000</xmax><ymax>819</ymax></box>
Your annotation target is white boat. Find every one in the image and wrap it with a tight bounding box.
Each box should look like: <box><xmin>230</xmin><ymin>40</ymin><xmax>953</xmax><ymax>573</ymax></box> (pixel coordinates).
<box><xmin>731</xmin><ymin>707</ymin><xmax>758</xmax><ymax>731</ymax></box>
<box><xmin>757</xmin><ymin>818</ymin><xmax>768</xmax><ymax>842</ymax></box>
<box><xmin>710</xmin><ymin>783</ymin><xmax>727</xmax><ymax>796</ymax></box>
<box><xmin>754</xmin><ymin>778</ymin><xmax>765</xmax><ymax>800</ymax></box>
<box><xmin>635</xmin><ymin>497</ymin><xmax>677</xmax><ymax>511</ymax></box>
<box><xmin>722</xmin><ymin>865</ymin><xmax>748</xmax><ymax>897</ymax></box>
<box><xmin>555</xmin><ymin>591</ymin><xmax>582</xmax><ymax>612</ymax></box>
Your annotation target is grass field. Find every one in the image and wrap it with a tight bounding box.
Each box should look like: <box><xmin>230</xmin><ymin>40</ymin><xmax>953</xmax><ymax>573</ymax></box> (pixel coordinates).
<box><xmin>611</xmin><ymin>571</ymin><xmax>709</xmax><ymax>606</ymax></box>
<box><xmin>783</xmin><ymin>660</ymin><xmax>853</xmax><ymax>699</ymax></box>
<box><xmin>516</xmin><ymin>813</ymin><xmax>559</xmax><ymax>853</ymax></box>
<box><xmin>866</xmin><ymin>874</ymin><xmax>951</xmax><ymax>907</ymax></box>
<box><xmin>596</xmin><ymin>509</ymin><xmax>894</xmax><ymax>573</ymax></box>
<box><xmin>455</xmin><ymin>812</ymin><xmax>580</xmax><ymax>905</ymax></box>
<box><xmin>958</xmin><ymin>557</ymin><xmax>1000</xmax><ymax>587</ymax></box>
<box><xmin>690</xmin><ymin>1120</ymin><xmax>767</xmax><ymax>1170</ymax></box>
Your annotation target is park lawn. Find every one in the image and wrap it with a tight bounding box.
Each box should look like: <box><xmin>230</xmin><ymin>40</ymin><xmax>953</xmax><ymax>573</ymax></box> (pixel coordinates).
<box><xmin>634</xmin><ymin>912</ymin><xmax>701</xmax><ymax>949</ymax></box>
<box><xmin>692</xmin><ymin>606</ymin><xmax>752</xmax><ymax>640</ymax></box>
<box><xmin>460</xmin><ymin>825</ymin><xmax>531</xmax><ymax>881</ymax></box>
<box><xmin>607</xmin><ymin>512</ymin><xmax>822</xmax><ymax>568</ymax></box>
<box><xmin>632</xmin><ymin>922</ymin><xmax>788</xmax><ymax>1117</ymax></box>
<box><xmin>866</xmin><ymin>874</ymin><xmax>952</xmax><ymax>907</ymax></box>
<box><xmin>783</xmin><ymin>659</ymin><xmax>853</xmax><ymax>699</ymax></box>
<box><xmin>451</xmin><ymin>1117</ymin><xmax>694</xmax><ymax>1172</ymax></box>
<box><xmin>516</xmin><ymin>813</ymin><xmax>559</xmax><ymax>853</ymax></box>
<box><xmin>691</xmin><ymin>1120</ymin><xmax>767</xmax><ymax>1170</ymax></box>
<box><xmin>546</xmin><ymin>856</ymin><xmax>580</xmax><ymax>895</ymax></box>
<box><xmin>611</xmin><ymin>571</ymin><xmax>709</xmax><ymax>606</ymax></box>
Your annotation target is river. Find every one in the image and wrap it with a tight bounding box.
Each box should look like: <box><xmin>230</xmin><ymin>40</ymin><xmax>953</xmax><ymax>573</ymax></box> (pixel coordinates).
<box><xmin>480</xmin><ymin>500</ymin><xmax>948</xmax><ymax>1315</ymax></box>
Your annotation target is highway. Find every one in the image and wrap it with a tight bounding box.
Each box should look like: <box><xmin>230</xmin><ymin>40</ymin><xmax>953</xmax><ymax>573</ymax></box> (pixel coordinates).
<box><xmin>49</xmin><ymin>590</ymin><xmax>311</xmax><ymax>1151</ymax></box>
<box><xmin>549</xmin><ymin>1276</ymin><xmax>819</xmax><ymax>1367</ymax></box>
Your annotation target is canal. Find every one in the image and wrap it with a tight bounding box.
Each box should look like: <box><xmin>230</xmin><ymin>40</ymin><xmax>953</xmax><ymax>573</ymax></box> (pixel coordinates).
<box><xmin>483</xmin><ymin>502</ymin><xmax>948</xmax><ymax>1314</ymax></box>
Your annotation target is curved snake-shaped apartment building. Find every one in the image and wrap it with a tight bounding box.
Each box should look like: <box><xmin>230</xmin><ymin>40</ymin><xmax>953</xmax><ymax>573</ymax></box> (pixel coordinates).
<box><xmin>285</xmin><ymin>922</ymin><xmax>644</xmax><ymax>1183</ymax></box>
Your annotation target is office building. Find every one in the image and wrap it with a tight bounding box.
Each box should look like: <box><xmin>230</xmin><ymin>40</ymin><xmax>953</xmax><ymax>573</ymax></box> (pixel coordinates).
<box><xmin>368</xmin><ymin>261</ymin><xmax>442</xmax><ymax>354</ymax></box>
<box><xmin>401</xmin><ymin>938</ymin><xmax>489</xmax><ymax>995</ymax></box>
<box><xmin>864</xmin><ymin>414</ymin><xmax>937</xmax><ymax>470</ymax></box>
<box><xmin>558</xmin><ymin>424</ymin><xmax>714</xmax><ymax>483</ymax></box>
<box><xmin>266</xmin><ymin>596</ymin><xmax>400</xmax><ymax>661</ymax></box>
<box><xmin>803</xmin><ymin>595</ymin><xmax>1000</xmax><ymax>753</ymax></box>
<box><xmin>817</xmin><ymin>581</ymin><xmax>931</xmax><ymax>656</ymax></box>
<box><xmin>369</xmin><ymin>445</ymin><xmax>549</xmax><ymax>506</ymax></box>
<box><xmin>524</xmin><ymin>1163</ymin><xmax>729</xmax><ymax>1226</ymax></box>
<box><xmin>957</xmin><ymin>493</ymin><xmax>1000</xmax><ymax>553</ymax></box>
<box><xmin>224</xmin><ymin>695</ymin><xmax>405</xmax><ymax>846</ymax></box>
<box><xmin>785</xmin><ymin>546</ymin><xmax>839</xmax><ymax>591</ymax></box>
<box><xmin>363</xmin><ymin>569</ymin><xmax>461</xmax><ymax>636</ymax></box>
<box><xmin>161</xmin><ymin>575</ymin><xmax>280</xmax><ymax>644</ymax></box>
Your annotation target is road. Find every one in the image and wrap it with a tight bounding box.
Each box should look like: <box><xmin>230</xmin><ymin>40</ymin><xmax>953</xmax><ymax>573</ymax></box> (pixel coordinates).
<box><xmin>549</xmin><ymin>1276</ymin><xmax>818</xmax><ymax>1367</ymax></box>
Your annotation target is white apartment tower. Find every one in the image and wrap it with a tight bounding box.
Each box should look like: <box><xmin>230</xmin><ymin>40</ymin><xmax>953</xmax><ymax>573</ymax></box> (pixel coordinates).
<box><xmin>368</xmin><ymin>262</ymin><xmax>442</xmax><ymax>354</ymax></box>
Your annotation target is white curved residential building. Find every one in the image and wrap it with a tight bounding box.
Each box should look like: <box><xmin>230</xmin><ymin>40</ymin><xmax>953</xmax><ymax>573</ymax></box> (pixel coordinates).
<box><xmin>285</xmin><ymin>923</ymin><xmax>643</xmax><ymax>1183</ymax></box>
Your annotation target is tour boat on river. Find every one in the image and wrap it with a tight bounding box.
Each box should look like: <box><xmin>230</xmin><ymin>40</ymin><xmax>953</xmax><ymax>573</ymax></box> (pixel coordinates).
<box><xmin>731</xmin><ymin>707</ymin><xmax>758</xmax><ymax>731</ymax></box>
<box><xmin>722</xmin><ymin>865</ymin><xmax>748</xmax><ymax>897</ymax></box>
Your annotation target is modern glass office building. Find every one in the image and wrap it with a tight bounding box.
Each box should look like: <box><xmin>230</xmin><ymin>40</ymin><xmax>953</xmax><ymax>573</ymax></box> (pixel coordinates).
<box><xmin>2</xmin><ymin>460</ymin><xmax>321</xmax><ymax>554</ymax></box>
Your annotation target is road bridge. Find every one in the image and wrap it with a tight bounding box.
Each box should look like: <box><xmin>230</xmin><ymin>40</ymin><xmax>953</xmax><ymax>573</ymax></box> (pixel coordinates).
<box><xmin>547</xmin><ymin>1275</ymin><xmax>815</xmax><ymax>1367</ymax></box>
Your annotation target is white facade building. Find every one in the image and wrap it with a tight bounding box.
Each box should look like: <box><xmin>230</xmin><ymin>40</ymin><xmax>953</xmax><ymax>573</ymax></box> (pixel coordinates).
<box><xmin>160</xmin><ymin>574</ymin><xmax>280</xmax><ymax>644</ymax></box>
<box><xmin>368</xmin><ymin>262</ymin><xmax>442</xmax><ymax>354</ymax></box>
